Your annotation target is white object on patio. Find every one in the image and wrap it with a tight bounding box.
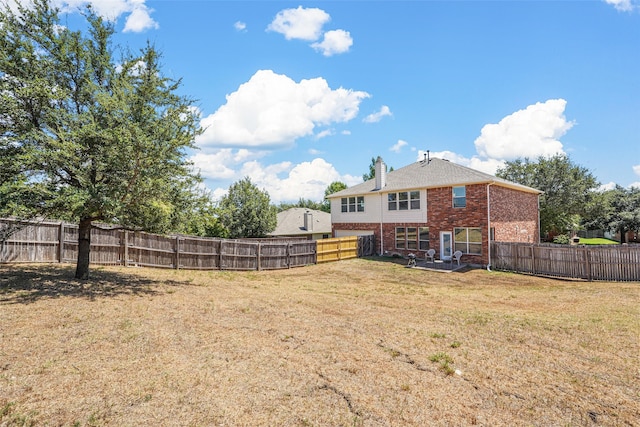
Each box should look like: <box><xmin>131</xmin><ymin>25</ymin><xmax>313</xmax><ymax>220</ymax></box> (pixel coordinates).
<box><xmin>453</xmin><ymin>250</ymin><xmax>463</xmax><ymax>265</ymax></box>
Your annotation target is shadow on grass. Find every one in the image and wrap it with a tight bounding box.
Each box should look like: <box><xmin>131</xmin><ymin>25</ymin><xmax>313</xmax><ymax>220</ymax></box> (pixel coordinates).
<box><xmin>360</xmin><ymin>255</ymin><xmax>473</xmax><ymax>273</ymax></box>
<box><xmin>0</xmin><ymin>264</ymin><xmax>188</xmax><ymax>305</ymax></box>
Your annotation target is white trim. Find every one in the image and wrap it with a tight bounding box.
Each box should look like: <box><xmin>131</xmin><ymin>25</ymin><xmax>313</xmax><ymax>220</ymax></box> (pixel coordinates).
<box><xmin>440</xmin><ymin>231</ymin><xmax>452</xmax><ymax>260</ymax></box>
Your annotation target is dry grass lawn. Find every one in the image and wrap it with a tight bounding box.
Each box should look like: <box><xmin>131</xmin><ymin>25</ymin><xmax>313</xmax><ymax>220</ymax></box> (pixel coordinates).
<box><xmin>0</xmin><ymin>258</ymin><xmax>638</xmax><ymax>426</ymax></box>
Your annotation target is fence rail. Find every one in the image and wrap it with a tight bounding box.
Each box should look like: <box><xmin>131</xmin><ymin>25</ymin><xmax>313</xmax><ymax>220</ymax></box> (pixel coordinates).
<box><xmin>491</xmin><ymin>242</ymin><xmax>640</xmax><ymax>282</ymax></box>
<box><xmin>0</xmin><ymin>219</ymin><xmax>372</xmax><ymax>271</ymax></box>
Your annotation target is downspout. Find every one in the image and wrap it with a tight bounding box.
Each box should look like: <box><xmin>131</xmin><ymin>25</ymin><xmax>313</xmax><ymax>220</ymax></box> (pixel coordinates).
<box><xmin>379</xmin><ymin>193</ymin><xmax>384</xmax><ymax>255</ymax></box>
<box><xmin>537</xmin><ymin>193</ymin><xmax>542</xmax><ymax>244</ymax></box>
<box><xmin>486</xmin><ymin>183</ymin><xmax>492</xmax><ymax>271</ymax></box>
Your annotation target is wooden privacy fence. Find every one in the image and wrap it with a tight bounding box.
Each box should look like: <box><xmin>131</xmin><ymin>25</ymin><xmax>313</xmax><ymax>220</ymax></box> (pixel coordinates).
<box><xmin>0</xmin><ymin>219</ymin><xmax>317</xmax><ymax>270</ymax></box>
<box><xmin>1</xmin><ymin>219</ymin><xmax>375</xmax><ymax>270</ymax></box>
<box><xmin>491</xmin><ymin>242</ymin><xmax>640</xmax><ymax>282</ymax></box>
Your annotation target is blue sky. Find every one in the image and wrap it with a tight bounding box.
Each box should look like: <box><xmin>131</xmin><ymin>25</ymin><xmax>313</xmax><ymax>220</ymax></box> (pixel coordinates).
<box><xmin>13</xmin><ymin>0</ymin><xmax>640</xmax><ymax>202</ymax></box>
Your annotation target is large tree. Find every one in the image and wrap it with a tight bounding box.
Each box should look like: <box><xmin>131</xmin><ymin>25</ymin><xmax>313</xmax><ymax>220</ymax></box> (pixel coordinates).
<box><xmin>496</xmin><ymin>154</ymin><xmax>598</xmax><ymax>237</ymax></box>
<box><xmin>219</xmin><ymin>177</ymin><xmax>277</xmax><ymax>238</ymax></box>
<box><xmin>584</xmin><ymin>185</ymin><xmax>640</xmax><ymax>243</ymax></box>
<box><xmin>0</xmin><ymin>0</ymin><xmax>202</xmax><ymax>278</ymax></box>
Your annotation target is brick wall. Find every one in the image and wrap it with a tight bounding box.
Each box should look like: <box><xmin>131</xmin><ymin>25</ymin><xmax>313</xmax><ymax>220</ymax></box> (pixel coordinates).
<box><xmin>427</xmin><ymin>184</ymin><xmax>488</xmax><ymax>265</ymax></box>
<box><xmin>490</xmin><ymin>186</ymin><xmax>539</xmax><ymax>244</ymax></box>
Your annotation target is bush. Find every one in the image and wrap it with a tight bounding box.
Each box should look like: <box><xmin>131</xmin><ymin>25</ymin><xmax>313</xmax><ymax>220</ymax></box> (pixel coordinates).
<box><xmin>553</xmin><ymin>234</ymin><xmax>570</xmax><ymax>245</ymax></box>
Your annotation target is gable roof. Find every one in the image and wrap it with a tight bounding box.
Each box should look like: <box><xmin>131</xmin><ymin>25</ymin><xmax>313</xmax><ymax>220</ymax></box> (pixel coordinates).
<box><xmin>268</xmin><ymin>208</ymin><xmax>331</xmax><ymax>237</ymax></box>
<box><xmin>327</xmin><ymin>157</ymin><xmax>542</xmax><ymax>198</ymax></box>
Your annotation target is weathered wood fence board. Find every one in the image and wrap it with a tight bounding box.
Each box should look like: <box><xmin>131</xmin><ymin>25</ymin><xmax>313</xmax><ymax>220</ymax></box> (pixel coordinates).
<box><xmin>491</xmin><ymin>242</ymin><xmax>640</xmax><ymax>282</ymax></box>
<box><xmin>0</xmin><ymin>219</ymin><xmax>319</xmax><ymax>271</ymax></box>
<box><xmin>357</xmin><ymin>234</ymin><xmax>375</xmax><ymax>257</ymax></box>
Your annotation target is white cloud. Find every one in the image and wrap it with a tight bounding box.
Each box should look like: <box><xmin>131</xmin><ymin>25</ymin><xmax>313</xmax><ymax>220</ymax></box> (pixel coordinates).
<box><xmin>363</xmin><ymin>105</ymin><xmax>392</xmax><ymax>123</ymax></box>
<box><xmin>189</xmin><ymin>150</ymin><xmax>238</xmax><ymax>180</ymax></box>
<box><xmin>238</xmin><ymin>158</ymin><xmax>360</xmax><ymax>203</ymax></box>
<box><xmin>390</xmin><ymin>140</ymin><xmax>408</xmax><ymax>153</ymax></box>
<box><xmin>196</xmin><ymin>69</ymin><xmax>369</xmax><ymax>148</ymax></box>
<box><xmin>598</xmin><ymin>181</ymin><xmax>617</xmax><ymax>191</ymax></box>
<box><xmin>419</xmin><ymin>150</ymin><xmax>506</xmax><ymax>176</ymax></box>
<box><xmin>49</xmin><ymin>0</ymin><xmax>159</xmax><ymax>32</ymax></box>
<box><xmin>267</xmin><ymin>6</ymin><xmax>330</xmax><ymax>41</ymax></box>
<box><xmin>630</xmin><ymin>182</ymin><xmax>640</xmax><ymax>189</ymax></box>
<box><xmin>311</xmin><ymin>29</ymin><xmax>353</xmax><ymax>56</ymax></box>
<box><xmin>315</xmin><ymin>129</ymin><xmax>334</xmax><ymax>139</ymax></box>
<box><xmin>604</xmin><ymin>0</ymin><xmax>637</xmax><ymax>12</ymax></box>
<box><xmin>122</xmin><ymin>5</ymin><xmax>158</xmax><ymax>32</ymax></box>
<box><xmin>234</xmin><ymin>21</ymin><xmax>247</xmax><ymax>32</ymax></box>
<box><xmin>474</xmin><ymin>99</ymin><xmax>573</xmax><ymax>161</ymax></box>
<box><xmin>633</xmin><ymin>164</ymin><xmax>640</xmax><ymax>176</ymax></box>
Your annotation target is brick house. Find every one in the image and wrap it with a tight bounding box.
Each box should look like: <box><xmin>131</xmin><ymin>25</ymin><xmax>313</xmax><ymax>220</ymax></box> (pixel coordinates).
<box><xmin>327</xmin><ymin>156</ymin><xmax>542</xmax><ymax>267</ymax></box>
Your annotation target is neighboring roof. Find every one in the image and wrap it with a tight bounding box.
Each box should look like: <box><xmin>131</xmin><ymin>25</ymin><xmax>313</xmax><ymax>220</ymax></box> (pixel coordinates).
<box><xmin>328</xmin><ymin>157</ymin><xmax>542</xmax><ymax>198</ymax></box>
<box><xmin>268</xmin><ymin>208</ymin><xmax>331</xmax><ymax>237</ymax></box>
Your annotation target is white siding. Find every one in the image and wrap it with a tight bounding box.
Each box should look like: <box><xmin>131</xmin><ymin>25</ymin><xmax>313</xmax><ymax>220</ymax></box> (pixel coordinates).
<box><xmin>331</xmin><ymin>190</ymin><xmax>427</xmax><ymax>224</ymax></box>
<box><xmin>331</xmin><ymin>194</ymin><xmax>383</xmax><ymax>223</ymax></box>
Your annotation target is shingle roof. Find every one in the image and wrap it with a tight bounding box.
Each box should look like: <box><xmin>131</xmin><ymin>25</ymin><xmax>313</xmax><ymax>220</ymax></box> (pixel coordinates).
<box><xmin>268</xmin><ymin>208</ymin><xmax>332</xmax><ymax>236</ymax></box>
<box><xmin>328</xmin><ymin>157</ymin><xmax>542</xmax><ymax>198</ymax></box>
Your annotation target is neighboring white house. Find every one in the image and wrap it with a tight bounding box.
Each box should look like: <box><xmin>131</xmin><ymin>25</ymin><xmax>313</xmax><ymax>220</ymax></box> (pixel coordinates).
<box><xmin>267</xmin><ymin>208</ymin><xmax>331</xmax><ymax>240</ymax></box>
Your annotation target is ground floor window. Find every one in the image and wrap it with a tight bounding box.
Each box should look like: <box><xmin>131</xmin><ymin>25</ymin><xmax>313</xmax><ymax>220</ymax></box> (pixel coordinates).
<box><xmin>419</xmin><ymin>227</ymin><xmax>429</xmax><ymax>250</ymax></box>
<box><xmin>396</xmin><ymin>226</ymin><xmax>427</xmax><ymax>250</ymax></box>
<box><xmin>454</xmin><ymin>227</ymin><xmax>482</xmax><ymax>254</ymax></box>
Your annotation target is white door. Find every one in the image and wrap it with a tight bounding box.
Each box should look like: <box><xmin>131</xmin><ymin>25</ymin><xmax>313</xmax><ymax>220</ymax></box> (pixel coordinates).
<box><xmin>440</xmin><ymin>231</ymin><xmax>452</xmax><ymax>260</ymax></box>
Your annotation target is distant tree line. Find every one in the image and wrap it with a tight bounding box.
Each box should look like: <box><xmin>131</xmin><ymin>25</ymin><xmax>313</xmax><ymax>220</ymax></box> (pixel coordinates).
<box><xmin>497</xmin><ymin>154</ymin><xmax>639</xmax><ymax>243</ymax></box>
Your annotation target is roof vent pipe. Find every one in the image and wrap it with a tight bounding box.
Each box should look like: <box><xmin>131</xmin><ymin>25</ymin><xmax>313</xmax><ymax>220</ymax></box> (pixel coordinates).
<box><xmin>374</xmin><ymin>156</ymin><xmax>386</xmax><ymax>190</ymax></box>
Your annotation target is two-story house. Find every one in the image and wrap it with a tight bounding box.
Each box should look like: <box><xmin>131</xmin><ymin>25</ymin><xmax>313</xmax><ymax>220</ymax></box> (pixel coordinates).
<box><xmin>328</xmin><ymin>156</ymin><xmax>542</xmax><ymax>267</ymax></box>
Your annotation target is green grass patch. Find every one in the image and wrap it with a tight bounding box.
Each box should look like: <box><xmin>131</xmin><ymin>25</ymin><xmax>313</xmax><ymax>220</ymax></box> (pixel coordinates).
<box><xmin>578</xmin><ymin>238</ymin><xmax>619</xmax><ymax>245</ymax></box>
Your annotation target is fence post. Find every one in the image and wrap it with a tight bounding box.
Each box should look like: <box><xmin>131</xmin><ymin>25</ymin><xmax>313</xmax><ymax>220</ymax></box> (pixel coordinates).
<box><xmin>584</xmin><ymin>247</ymin><xmax>591</xmax><ymax>281</ymax></box>
<box><xmin>257</xmin><ymin>242</ymin><xmax>261</xmax><ymax>271</ymax></box>
<box><xmin>123</xmin><ymin>230</ymin><xmax>129</xmax><ymax>267</ymax></box>
<box><xmin>219</xmin><ymin>240</ymin><xmax>224</xmax><ymax>270</ymax></box>
<box><xmin>175</xmin><ymin>235</ymin><xmax>180</xmax><ymax>270</ymax></box>
<box><xmin>531</xmin><ymin>245</ymin><xmax>536</xmax><ymax>275</ymax></box>
<box><xmin>58</xmin><ymin>222</ymin><xmax>64</xmax><ymax>263</ymax></box>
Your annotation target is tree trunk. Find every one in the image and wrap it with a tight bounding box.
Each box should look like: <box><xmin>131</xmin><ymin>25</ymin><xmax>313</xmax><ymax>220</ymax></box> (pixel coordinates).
<box><xmin>620</xmin><ymin>227</ymin><xmax>627</xmax><ymax>244</ymax></box>
<box><xmin>75</xmin><ymin>217</ymin><xmax>92</xmax><ymax>279</ymax></box>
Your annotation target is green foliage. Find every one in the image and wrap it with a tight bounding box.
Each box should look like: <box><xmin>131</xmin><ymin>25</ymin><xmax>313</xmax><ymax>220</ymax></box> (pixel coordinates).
<box><xmin>428</xmin><ymin>352</ymin><xmax>455</xmax><ymax>375</ymax></box>
<box><xmin>278</xmin><ymin>198</ymin><xmax>324</xmax><ymax>212</ymax></box>
<box><xmin>362</xmin><ymin>157</ymin><xmax>393</xmax><ymax>181</ymax></box>
<box><xmin>583</xmin><ymin>185</ymin><xmax>640</xmax><ymax>243</ymax></box>
<box><xmin>321</xmin><ymin>181</ymin><xmax>348</xmax><ymax>212</ymax></box>
<box><xmin>219</xmin><ymin>177</ymin><xmax>277</xmax><ymax>238</ymax></box>
<box><xmin>0</xmin><ymin>0</ymin><xmax>202</xmax><ymax>276</ymax></box>
<box><xmin>553</xmin><ymin>234</ymin><xmax>570</xmax><ymax>245</ymax></box>
<box><xmin>496</xmin><ymin>154</ymin><xmax>598</xmax><ymax>237</ymax></box>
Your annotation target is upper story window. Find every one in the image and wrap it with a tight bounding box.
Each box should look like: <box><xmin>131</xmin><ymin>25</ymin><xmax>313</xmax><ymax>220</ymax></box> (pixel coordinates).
<box><xmin>453</xmin><ymin>186</ymin><xmax>466</xmax><ymax>208</ymax></box>
<box><xmin>341</xmin><ymin>196</ymin><xmax>364</xmax><ymax>213</ymax></box>
<box><xmin>388</xmin><ymin>191</ymin><xmax>420</xmax><ymax>211</ymax></box>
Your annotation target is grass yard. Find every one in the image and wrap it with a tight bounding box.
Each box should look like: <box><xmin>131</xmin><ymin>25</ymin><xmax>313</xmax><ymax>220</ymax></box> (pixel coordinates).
<box><xmin>578</xmin><ymin>238</ymin><xmax>620</xmax><ymax>245</ymax></box>
<box><xmin>0</xmin><ymin>259</ymin><xmax>638</xmax><ymax>426</ymax></box>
